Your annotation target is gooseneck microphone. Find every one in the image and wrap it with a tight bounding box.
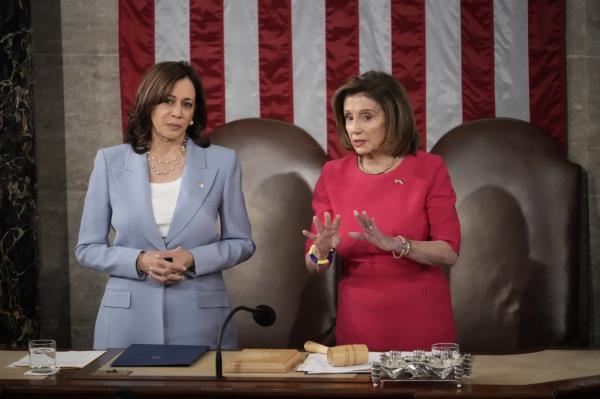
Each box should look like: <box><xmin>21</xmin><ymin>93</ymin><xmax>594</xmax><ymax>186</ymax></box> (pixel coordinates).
<box><xmin>215</xmin><ymin>305</ymin><xmax>276</xmax><ymax>380</ymax></box>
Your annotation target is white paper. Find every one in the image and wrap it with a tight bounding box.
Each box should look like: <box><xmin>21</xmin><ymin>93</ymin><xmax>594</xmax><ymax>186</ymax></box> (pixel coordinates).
<box><xmin>296</xmin><ymin>352</ymin><xmax>383</xmax><ymax>374</ymax></box>
<box><xmin>9</xmin><ymin>351</ymin><xmax>106</xmax><ymax>369</ymax></box>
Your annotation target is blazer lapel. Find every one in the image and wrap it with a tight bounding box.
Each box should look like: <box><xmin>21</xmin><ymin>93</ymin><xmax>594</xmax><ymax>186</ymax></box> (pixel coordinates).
<box><xmin>114</xmin><ymin>146</ymin><xmax>166</xmax><ymax>250</ymax></box>
<box><xmin>165</xmin><ymin>143</ymin><xmax>218</xmax><ymax>245</ymax></box>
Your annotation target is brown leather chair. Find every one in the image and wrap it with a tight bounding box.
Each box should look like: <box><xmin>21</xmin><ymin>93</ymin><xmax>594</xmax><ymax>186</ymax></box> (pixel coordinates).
<box><xmin>432</xmin><ymin>118</ymin><xmax>586</xmax><ymax>353</ymax></box>
<box><xmin>210</xmin><ymin>118</ymin><xmax>336</xmax><ymax>349</ymax></box>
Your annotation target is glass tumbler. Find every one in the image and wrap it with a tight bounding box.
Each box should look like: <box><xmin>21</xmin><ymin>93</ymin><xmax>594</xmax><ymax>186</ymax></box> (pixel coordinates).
<box><xmin>431</xmin><ymin>342</ymin><xmax>459</xmax><ymax>368</ymax></box>
<box><xmin>28</xmin><ymin>339</ymin><xmax>57</xmax><ymax>375</ymax></box>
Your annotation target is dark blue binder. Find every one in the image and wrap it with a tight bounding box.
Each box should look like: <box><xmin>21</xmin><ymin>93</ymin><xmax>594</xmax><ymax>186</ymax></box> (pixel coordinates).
<box><xmin>111</xmin><ymin>344</ymin><xmax>209</xmax><ymax>367</ymax></box>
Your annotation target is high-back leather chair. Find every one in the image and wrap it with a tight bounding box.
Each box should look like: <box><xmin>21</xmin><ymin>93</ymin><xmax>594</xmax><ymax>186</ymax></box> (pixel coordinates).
<box><xmin>211</xmin><ymin>118</ymin><xmax>336</xmax><ymax>349</ymax></box>
<box><xmin>432</xmin><ymin>118</ymin><xmax>585</xmax><ymax>353</ymax></box>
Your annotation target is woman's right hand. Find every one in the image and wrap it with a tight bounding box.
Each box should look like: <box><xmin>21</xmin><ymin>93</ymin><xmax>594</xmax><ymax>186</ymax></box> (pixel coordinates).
<box><xmin>302</xmin><ymin>212</ymin><xmax>342</xmax><ymax>257</ymax></box>
<box><xmin>138</xmin><ymin>250</ymin><xmax>187</xmax><ymax>285</ymax></box>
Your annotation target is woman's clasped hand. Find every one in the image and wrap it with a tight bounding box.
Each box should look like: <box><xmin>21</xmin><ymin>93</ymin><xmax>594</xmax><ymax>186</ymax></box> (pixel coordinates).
<box><xmin>137</xmin><ymin>247</ymin><xmax>193</xmax><ymax>284</ymax></box>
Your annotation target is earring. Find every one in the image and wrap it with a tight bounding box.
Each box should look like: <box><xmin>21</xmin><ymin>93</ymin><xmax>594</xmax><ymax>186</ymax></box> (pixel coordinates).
<box><xmin>190</xmin><ymin>120</ymin><xmax>194</xmax><ymax>126</ymax></box>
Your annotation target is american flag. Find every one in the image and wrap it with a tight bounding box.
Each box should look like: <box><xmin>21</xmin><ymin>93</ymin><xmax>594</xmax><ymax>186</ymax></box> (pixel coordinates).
<box><xmin>119</xmin><ymin>0</ymin><xmax>566</xmax><ymax>159</ymax></box>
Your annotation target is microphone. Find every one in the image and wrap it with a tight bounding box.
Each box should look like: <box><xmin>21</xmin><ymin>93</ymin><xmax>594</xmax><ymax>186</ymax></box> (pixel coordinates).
<box><xmin>252</xmin><ymin>304</ymin><xmax>276</xmax><ymax>327</ymax></box>
<box><xmin>215</xmin><ymin>305</ymin><xmax>276</xmax><ymax>380</ymax></box>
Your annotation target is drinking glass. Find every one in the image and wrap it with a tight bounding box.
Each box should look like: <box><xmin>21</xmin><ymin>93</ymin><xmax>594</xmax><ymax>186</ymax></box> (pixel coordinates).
<box><xmin>28</xmin><ymin>339</ymin><xmax>57</xmax><ymax>374</ymax></box>
<box><xmin>431</xmin><ymin>342</ymin><xmax>459</xmax><ymax>368</ymax></box>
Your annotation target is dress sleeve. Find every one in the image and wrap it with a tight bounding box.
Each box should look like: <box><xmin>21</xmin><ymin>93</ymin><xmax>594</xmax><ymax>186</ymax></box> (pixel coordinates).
<box><xmin>426</xmin><ymin>157</ymin><xmax>461</xmax><ymax>254</ymax></box>
<box><xmin>305</xmin><ymin>167</ymin><xmax>334</xmax><ymax>252</ymax></box>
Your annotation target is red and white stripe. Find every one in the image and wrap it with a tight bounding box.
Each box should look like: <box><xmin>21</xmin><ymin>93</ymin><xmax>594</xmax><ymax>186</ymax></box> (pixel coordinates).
<box><xmin>119</xmin><ymin>0</ymin><xmax>566</xmax><ymax>159</ymax></box>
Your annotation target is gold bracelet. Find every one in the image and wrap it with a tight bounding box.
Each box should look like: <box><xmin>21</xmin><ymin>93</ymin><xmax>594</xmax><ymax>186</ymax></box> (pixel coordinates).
<box><xmin>392</xmin><ymin>236</ymin><xmax>408</xmax><ymax>259</ymax></box>
<box><xmin>135</xmin><ymin>251</ymin><xmax>145</xmax><ymax>275</ymax></box>
<box><xmin>402</xmin><ymin>238</ymin><xmax>411</xmax><ymax>256</ymax></box>
<box><xmin>402</xmin><ymin>238</ymin><xmax>412</xmax><ymax>257</ymax></box>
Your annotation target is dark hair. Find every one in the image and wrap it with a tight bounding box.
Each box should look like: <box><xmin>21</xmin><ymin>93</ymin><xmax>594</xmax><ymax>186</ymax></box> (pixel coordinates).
<box><xmin>125</xmin><ymin>61</ymin><xmax>209</xmax><ymax>153</ymax></box>
<box><xmin>332</xmin><ymin>71</ymin><xmax>419</xmax><ymax>157</ymax></box>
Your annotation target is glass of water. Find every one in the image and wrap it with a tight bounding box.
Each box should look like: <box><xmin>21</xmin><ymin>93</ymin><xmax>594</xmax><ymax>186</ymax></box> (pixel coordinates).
<box><xmin>28</xmin><ymin>339</ymin><xmax>57</xmax><ymax>374</ymax></box>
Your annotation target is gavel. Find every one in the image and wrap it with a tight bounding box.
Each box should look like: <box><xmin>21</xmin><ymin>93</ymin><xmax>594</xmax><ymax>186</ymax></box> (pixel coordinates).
<box><xmin>304</xmin><ymin>341</ymin><xmax>369</xmax><ymax>366</ymax></box>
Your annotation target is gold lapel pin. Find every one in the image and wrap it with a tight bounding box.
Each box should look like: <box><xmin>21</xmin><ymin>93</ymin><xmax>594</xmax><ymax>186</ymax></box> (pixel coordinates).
<box><xmin>394</xmin><ymin>178</ymin><xmax>404</xmax><ymax>185</ymax></box>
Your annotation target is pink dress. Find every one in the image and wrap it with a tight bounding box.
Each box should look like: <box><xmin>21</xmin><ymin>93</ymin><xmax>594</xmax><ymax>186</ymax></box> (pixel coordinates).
<box><xmin>309</xmin><ymin>151</ymin><xmax>460</xmax><ymax>351</ymax></box>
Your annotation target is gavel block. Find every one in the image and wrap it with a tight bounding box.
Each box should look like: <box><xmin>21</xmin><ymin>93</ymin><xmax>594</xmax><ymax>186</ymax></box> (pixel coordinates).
<box><xmin>304</xmin><ymin>341</ymin><xmax>369</xmax><ymax>366</ymax></box>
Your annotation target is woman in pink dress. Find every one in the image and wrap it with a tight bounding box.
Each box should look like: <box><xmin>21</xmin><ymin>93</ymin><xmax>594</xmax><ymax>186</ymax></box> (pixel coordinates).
<box><xmin>303</xmin><ymin>71</ymin><xmax>460</xmax><ymax>351</ymax></box>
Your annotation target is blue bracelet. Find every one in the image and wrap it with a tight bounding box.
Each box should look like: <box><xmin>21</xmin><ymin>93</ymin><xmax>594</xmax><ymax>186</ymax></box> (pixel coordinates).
<box><xmin>309</xmin><ymin>248</ymin><xmax>335</xmax><ymax>265</ymax></box>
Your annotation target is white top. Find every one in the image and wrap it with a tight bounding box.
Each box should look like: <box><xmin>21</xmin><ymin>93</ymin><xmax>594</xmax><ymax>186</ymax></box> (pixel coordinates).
<box><xmin>150</xmin><ymin>177</ymin><xmax>182</xmax><ymax>238</ymax></box>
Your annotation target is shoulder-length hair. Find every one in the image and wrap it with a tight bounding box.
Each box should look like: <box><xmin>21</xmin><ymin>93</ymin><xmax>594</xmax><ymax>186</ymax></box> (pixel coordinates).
<box><xmin>331</xmin><ymin>71</ymin><xmax>419</xmax><ymax>157</ymax></box>
<box><xmin>125</xmin><ymin>61</ymin><xmax>209</xmax><ymax>153</ymax></box>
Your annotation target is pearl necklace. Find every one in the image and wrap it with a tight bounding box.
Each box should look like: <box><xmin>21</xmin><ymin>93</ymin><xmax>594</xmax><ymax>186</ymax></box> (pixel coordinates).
<box><xmin>147</xmin><ymin>140</ymin><xmax>187</xmax><ymax>176</ymax></box>
<box><xmin>357</xmin><ymin>155</ymin><xmax>399</xmax><ymax>175</ymax></box>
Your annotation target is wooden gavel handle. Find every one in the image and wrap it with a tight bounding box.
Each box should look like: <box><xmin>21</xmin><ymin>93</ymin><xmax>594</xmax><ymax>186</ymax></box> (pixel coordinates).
<box><xmin>304</xmin><ymin>341</ymin><xmax>330</xmax><ymax>355</ymax></box>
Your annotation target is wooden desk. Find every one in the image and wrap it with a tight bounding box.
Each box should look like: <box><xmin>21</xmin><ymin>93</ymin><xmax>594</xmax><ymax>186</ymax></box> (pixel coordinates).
<box><xmin>1</xmin><ymin>349</ymin><xmax>600</xmax><ymax>398</ymax></box>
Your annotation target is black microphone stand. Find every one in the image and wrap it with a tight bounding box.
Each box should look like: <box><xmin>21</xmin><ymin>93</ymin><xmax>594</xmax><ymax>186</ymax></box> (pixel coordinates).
<box><xmin>215</xmin><ymin>305</ymin><xmax>276</xmax><ymax>380</ymax></box>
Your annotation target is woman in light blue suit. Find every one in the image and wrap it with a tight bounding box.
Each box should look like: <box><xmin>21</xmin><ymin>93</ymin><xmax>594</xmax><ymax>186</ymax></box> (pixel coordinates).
<box><xmin>75</xmin><ymin>62</ymin><xmax>255</xmax><ymax>350</ymax></box>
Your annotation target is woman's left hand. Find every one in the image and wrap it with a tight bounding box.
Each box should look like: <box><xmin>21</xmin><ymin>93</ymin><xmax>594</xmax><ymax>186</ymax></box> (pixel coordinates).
<box><xmin>348</xmin><ymin>210</ymin><xmax>400</xmax><ymax>252</ymax></box>
<box><xmin>164</xmin><ymin>246</ymin><xmax>195</xmax><ymax>270</ymax></box>
<box><xmin>145</xmin><ymin>247</ymin><xmax>195</xmax><ymax>285</ymax></box>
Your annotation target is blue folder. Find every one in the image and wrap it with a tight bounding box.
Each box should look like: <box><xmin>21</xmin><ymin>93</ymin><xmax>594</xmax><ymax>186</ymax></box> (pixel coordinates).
<box><xmin>111</xmin><ymin>344</ymin><xmax>209</xmax><ymax>367</ymax></box>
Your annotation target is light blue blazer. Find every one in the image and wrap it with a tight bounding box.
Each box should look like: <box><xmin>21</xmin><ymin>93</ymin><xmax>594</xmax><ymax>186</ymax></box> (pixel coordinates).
<box><xmin>75</xmin><ymin>141</ymin><xmax>255</xmax><ymax>350</ymax></box>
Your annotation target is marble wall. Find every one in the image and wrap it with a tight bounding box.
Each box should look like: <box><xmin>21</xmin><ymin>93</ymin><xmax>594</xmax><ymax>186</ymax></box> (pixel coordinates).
<box><xmin>28</xmin><ymin>0</ymin><xmax>600</xmax><ymax>349</ymax></box>
<box><xmin>0</xmin><ymin>0</ymin><xmax>38</xmax><ymax>347</ymax></box>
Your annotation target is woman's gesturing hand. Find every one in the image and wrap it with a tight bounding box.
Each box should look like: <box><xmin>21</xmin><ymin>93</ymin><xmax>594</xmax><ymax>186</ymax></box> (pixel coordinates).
<box><xmin>348</xmin><ymin>210</ymin><xmax>399</xmax><ymax>252</ymax></box>
<box><xmin>302</xmin><ymin>212</ymin><xmax>342</xmax><ymax>257</ymax></box>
